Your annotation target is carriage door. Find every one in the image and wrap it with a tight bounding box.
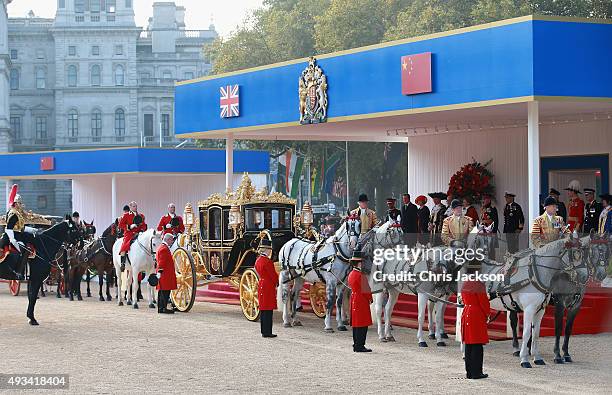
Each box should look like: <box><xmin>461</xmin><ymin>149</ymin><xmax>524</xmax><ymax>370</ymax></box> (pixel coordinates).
<box><xmin>208</xmin><ymin>207</ymin><xmax>223</xmax><ymax>276</ymax></box>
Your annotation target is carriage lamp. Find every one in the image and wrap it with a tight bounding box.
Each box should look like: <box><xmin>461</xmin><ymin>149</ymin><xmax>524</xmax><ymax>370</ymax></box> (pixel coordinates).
<box><xmin>184</xmin><ymin>203</ymin><xmax>194</xmax><ymax>226</ymax></box>
<box><xmin>301</xmin><ymin>202</ymin><xmax>314</xmax><ymax>227</ymax></box>
<box><xmin>229</xmin><ymin>204</ymin><xmax>242</xmax><ymax>229</ymax></box>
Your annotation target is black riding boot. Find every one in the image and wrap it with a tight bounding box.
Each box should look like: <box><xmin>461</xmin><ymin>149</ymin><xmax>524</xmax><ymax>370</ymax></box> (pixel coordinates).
<box><xmin>120</xmin><ymin>255</ymin><xmax>126</xmax><ymax>272</ymax></box>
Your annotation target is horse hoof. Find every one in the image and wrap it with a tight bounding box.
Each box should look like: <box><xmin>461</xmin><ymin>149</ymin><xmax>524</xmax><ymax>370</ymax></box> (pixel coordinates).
<box><xmin>127</xmin><ymin>301</ymin><xmax>132</xmax><ymax>306</ymax></box>
<box><xmin>418</xmin><ymin>342</ymin><xmax>428</xmax><ymax>347</ymax></box>
<box><xmin>99</xmin><ymin>297</ymin><xmax>105</xmax><ymax>302</ymax></box>
<box><xmin>28</xmin><ymin>318</ymin><xmax>39</xmax><ymax>326</ymax></box>
<box><xmin>342</xmin><ymin>320</ymin><xmax>350</xmax><ymax>326</ymax></box>
<box><xmin>87</xmin><ymin>293</ymin><xmax>92</xmax><ymax>298</ymax></box>
<box><xmin>107</xmin><ymin>296</ymin><xmax>112</xmax><ymax>301</ymax></box>
<box><xmin>521</xmin><ymin>362</ymin><xmax>532</xmax><ymax>368</ymax></box>
<box><xmin>534</xmin><ymin>359</ymin><xmax>546</xmax><ymax>366</ymax></box>
<box><xmin>133</xmin><ymin>303</ymin><xmax>139</xmax><ymax>309</ymax></box>
<box><xmin>513</xmin><ymin>351</ymin><xmax>520</xmax><ymax>357</ymax></box>
<box><xmin>379</xmin><ymin>338</ymin><xmax>388</xmax><ymax>343</ymax></box>
<box><xmin>283</xmin><ymin>323</ymin><xmax>292</xmax><ymax>328</ymax></box>
<box><xmin>56</xmin><ymin>293</ymin><xmax>61</xmax><ymax>299</ymax></box>
<box><xmin>428</xmin><ymin>334</ymin><xmax>435</xmax><ymax>340</ymax></box>
<box><xmin>149</xmin><ymin>303</ymin><xmax>156</xmax><ymax>309</ymax></box>
<box><xmin>385</xmin><ymin>336</ymin><xmax>396</xmax><ymax>342</ymax></box>
<box><xmin>118</xmin><ymin>302</ymin><xmax>124</xmax><ymax>306</ymax></box>
<box><xmin>77</xmin><ymin>296</ymin><xmax>83</xmax><ymax>301</ymax></box>
<box><xmin>324</xmin><ymin>328</ymin><xmax>334</xmax><ymax>333</ymax></box>
<box><xmin>564</xmin><ymin>356</ymin><xmax>573</xmax><ymax>363</ymax></box>
<box><xmin>436</xmin><ymin>342</ymin><xmax>446</xmax><ymax>347</ymax></box>
<box><xmin>554</xmin><ymin>357</ymin><xmax>565</xmax><ymax>364</ymax></box>
<box><xmin>337</xmin><ymin>326</ymin><xmax>347</xmax><ymax>332</ymax></box>
<box><xmin>293</xmin><ymin>321</ymin><xmax>303</xmax><ymax>327</ymax></box>
<box><xmin>69</xmin><ymin>296</ymin><xmax>74</xmax><ymax>301</ymax></box>
<box><xmin>441</xmin><ymin>333</ymin><xmax>449</xmax><ymax>339</ymax></box>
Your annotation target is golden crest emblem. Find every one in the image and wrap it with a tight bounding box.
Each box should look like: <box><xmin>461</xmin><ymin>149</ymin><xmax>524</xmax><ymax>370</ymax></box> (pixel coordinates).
<box><xmin>299</xmin><ymin>57</ymin><xmax>328</xmax><ymax>124</ymax></box>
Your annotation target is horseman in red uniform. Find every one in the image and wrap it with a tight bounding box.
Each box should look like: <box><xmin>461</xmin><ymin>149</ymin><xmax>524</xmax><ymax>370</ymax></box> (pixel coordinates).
<box><xmin>461</xmin><ymin>266</ymin><xmax>490</xmax><ymax>380</ymax></box>
<box><xmin>254</xmin><ymin>238</ymin><xmax>278</xmax><ymax>338</ymax></box>
<box><xmin>157</xmin><ymin>203</ymin><xmax>185</xmax><ymax>237</ymax></box>
<box><xmin>348</xmin><ymin>248</ymin><xmax>373</xmax><ymax>352</ymax></box>
<box><xmin>154</xmin><ymin>233</ymin><xmax>178</xmax><ymax>314</ymax></box>
<box><xmin>565</xmin><ymin>180</ymin><xmax>584</xmax><ymax>232</ymax></box>
<box><xmin>118</xmin><ymin>201</ymin><xmax>147</xmax><ymax>272</ymax></box>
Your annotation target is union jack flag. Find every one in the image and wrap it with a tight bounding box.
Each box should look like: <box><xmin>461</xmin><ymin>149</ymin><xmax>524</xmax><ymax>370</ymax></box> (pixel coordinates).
<box><xmin>220</xmin><ymin>84</ymin><xmax>240</xmax><ymax>118</ymax></box>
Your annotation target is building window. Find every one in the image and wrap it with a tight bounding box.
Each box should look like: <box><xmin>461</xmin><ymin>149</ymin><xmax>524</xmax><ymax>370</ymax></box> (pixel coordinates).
<box><xmin>36</xmin><ymin>49</ymin><xmax>45</xmax><ymax>59</ymax></box>
<box><xmin>161</xmin><ymin>113</ymin><xmax>170</xmax><ymax>139</ymax></box>
<box><xmin>107</xmin><ymin>0</ymin><xmax>116</xmax><ymax>13</ymax></box>
<box><xmin>68</xmin><ymin>110</ymin><xmax>78</xmax><ymax>142</ymax></box>
<box><xmin>91</xmin><ymin>65</ymin><xmax>101</xmax><ymax>86</ymax></box>
<box><xmin>92</xmin><ymin>45</ymin><xmax>100</xmax><ymax>56</ymax></box>
<box><xmin>162</xmin><ymin>71</ymin><xmax>172</xmax><ymax>79</ymax></box>
<box><xmin>68</xmin><ymin>46</ymin><xmax>76</xmax><ymax>56</ymax></box>
<box><xmin>10</xmin><ymin>49</ymin><xmax>17</xmax><ymax>59</ymax></box>
<box><xmin>183</xmin><ymin>72</ymin><xmax>194</xmax><ymax>80</ymax></box>
<box><xmin>36</xmin><ymin>68</ymin><xmax>46</xmax><ymax>89</ymax></box>
<box><xmin>114</xmin><ymin>65</ymin><xmax>124</xmax><ymax>86</ymax></box>
<box><xmin>59</xmin><ymin>0</ymin><xmax>65</xmax><ymax>9</ymax></box>
<box><xmin>125</xmin><ymin>0</ymin><xmax>132</xmax><ymax>8</ymax></box>
<box><xmin>115</xmin><ymin>45</ymin><xmax>123</xmax><ymax>55</ymax></box>
<box><xmin>37</xmin><ymin>196</ymin><xmax>48</xmax><ymax>210</ymax></box>
<box><xmin>67</xmin><ymin>65</ymin><xmax>77</xmax><ymax>87</ymax></box>
<box><xmin>10</xmin><ymin>117</ymin><xmax>22</xmax><ymax>144</ymax></box>
<box><xmin>143</xmin><ymin>114</ymin><xmax>154</xmax><ymax>138</ymax></box>
<box><xmin>91</xmin><ymin>110</ymin><xmax>102</xmax><ymax>142</ymax></box>
<box><xmin>36</xmin><ymin>117</ymin><xmax>47</xmax><ymax>144</ymax></box>
<box><xmin>90</xmin><ymin>0</ymin><xmax>101</xmax><ymax>13</ymax></box>
<box><xmin>75</xmin><ymin>0</ymin><xmax>85</xmax><ymax>13</ymax></box>
<box><xmin>115</xmin><ymin>108</ymin><xmax>125</xmax><ymax>141</ymax></box>
<box><xmin>10</xmin><ymin>69</ymin><xmax>19</xmax><ymax>90</ymax></box>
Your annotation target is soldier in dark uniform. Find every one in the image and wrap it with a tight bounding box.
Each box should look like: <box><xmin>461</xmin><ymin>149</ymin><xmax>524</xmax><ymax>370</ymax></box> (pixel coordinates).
<box><xmin>385</xmin><ymin>198</ymin><xmax>401</xmax><ymax>223</ymax></box>
<box><xmin>427</xmin><ymin>192</ymin><xmax>447</xmax><ymax>246</ymax></box>
<box><xmin>583</xmin><ymin>188</ymin><xmax>602</xmax><ymax>234</ymax></box>
<box><xmin>503</xmin><ymin>192</ymin><xmax>524</xmax><ymax>253</ymax></box>
<box><xmin>548</xmin><ymin>188</ymin><xmax>567</xmax><ymax>223</ymax></box>
<box><xmin>480</xmin><ymin>193</ymin><xmax>498</xmax><ymax>259</ymax></box>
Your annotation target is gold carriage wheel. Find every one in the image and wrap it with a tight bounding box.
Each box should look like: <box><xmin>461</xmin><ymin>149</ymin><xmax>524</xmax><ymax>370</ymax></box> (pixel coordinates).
<box><xmin>190</xmin><ymin>251</ymin><xmax>209</xmax><ymax>284</ymax></box>
<box><xmin>170</xmin><ymin>248</ymin><xmax>197</xmax><ymax>312</ymax></box>
<box><xmin>239</xmin><ymin>268</ymin><xmax>260</xmax><ymax>322</ymax></box>
<box><xmin>309</xmin><ymin>282</ymin><xmax>326</xmax><ymax>318</ymax></box>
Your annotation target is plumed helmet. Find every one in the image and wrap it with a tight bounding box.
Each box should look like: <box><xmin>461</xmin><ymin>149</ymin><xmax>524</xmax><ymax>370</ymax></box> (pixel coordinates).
<box><xmin>565</xmin><ymin>180</ymin><xmax>582</xmax><ymax>194</ymax></box>
<box><xmin>8</xmin><ymin>184</ymin><xmax>21</xmax><ymax>207</ymax></box>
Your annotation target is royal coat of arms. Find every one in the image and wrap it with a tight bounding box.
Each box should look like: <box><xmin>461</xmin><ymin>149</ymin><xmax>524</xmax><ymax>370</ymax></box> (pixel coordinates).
<box><xmin>299</xmin><ymin>57</ymin><xmax>328</xmax><ymax>125</ymax></box>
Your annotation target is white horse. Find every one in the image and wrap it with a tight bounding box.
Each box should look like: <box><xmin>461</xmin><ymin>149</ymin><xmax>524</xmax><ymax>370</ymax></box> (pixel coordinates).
<box><xmin>467</xmin><ymin>229</ymin><xmax>580</xmax><ymax>367</ymax></box>
<box><xmin>278</xmin><ymin>217</ymin><xmax>361</xmax><ymax>332</ymax></box>
<box><xmin>112</xmin><ymin>228</ymin><xmax>162</xmax><ymax>309</ymax></box>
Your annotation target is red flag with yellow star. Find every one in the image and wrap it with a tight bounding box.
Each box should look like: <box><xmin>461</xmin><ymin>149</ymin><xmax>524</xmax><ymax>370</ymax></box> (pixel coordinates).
<box><xmin>401</xmin><ymin>52</ymin><xmax>432</xmax><ymax>95</ymax></box>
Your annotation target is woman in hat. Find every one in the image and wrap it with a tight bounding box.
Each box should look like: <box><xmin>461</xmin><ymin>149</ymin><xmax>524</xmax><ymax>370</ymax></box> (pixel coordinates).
<box><xmin>599</xmin><ymin>194</ymin><xmax>612</xmax><ymax>235</ymax></box>
<box><xmin>348</xmin><ymin>248</ymin><xmax>373</xmax><ymax>352</ymax></box>
<box><xmin>415</xmin><ymin>195</ymin><xmax>429</xmax><ymax>245</ymax></box>
<box><xmin>565</xmin><ymin>180</ymin><xmax>584</xmax><ymax>232</ymax></box>
<box><xmin>254</xmin><ymin>238</ymin><xmax>278</xmax><ymax>338</ymax></box>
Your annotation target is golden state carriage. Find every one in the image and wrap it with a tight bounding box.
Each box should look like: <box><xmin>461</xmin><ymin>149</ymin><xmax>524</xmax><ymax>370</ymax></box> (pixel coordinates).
<box><xmin>170</xmin><ymin>174</ymin><xmax>327</xmax><ymax>321</ymax></box>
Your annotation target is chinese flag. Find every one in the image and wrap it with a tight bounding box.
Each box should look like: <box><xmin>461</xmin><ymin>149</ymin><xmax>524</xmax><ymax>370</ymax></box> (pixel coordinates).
<box><xmin>40</xmin><ymin>156</ymin><xmax>54</xmax><ymax>171</ymax></box>
<box><xmin>401</xmin><ymin>52</ymin><xmax>432</xmax><ymax>95</ymax></box>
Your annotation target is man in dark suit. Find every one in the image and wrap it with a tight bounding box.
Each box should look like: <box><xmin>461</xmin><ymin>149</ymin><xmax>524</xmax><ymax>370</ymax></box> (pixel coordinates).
<box><xmin>400</xmin><ymin>193</ymin><xmax>418</xmax><ymax>246</ymax></box>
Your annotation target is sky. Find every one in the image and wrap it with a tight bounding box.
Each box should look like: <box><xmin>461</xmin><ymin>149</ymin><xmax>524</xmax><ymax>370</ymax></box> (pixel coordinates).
<box><xmin>7</xmin><ymin>0</ymin><xmax>265</xmax><ymax>37</ymax></box>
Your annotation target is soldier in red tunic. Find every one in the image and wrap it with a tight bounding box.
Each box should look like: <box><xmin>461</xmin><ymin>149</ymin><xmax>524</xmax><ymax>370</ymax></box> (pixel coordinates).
<box><xmin>348</xmin><ymin>248</ymin><xmax>373</xmax><ymax>352</ymax></box>
<box><xmin>157</xmin><ymin>203</ymin><xmax>185</xmax><ymax>237</ymax></box>
<box><xmin>155</xmin><ymin>233</ymin><xmax>178</xmax><ymax>314</ymax></box>
<box><xmin>118</xmin><ymin>201</ymin><xmax>147</xmax><ymax>271</ymax></box>
<box><xmin>565</xmin><ymin>180</ymin><xmax>584</xmax><ymax>232</ymax></box>
<box><xmin>461</xmin><ymin>267</ymin><xmax>490</xmax><ymax>379</ymax></box>
<box><xmin>254</xmin><ymin>238</ymin><xmax>278</xmax><ymax>338</ymax></box>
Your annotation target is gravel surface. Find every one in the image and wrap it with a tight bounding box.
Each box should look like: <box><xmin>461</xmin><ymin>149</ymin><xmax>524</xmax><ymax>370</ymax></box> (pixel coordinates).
<box><xmin>0</xmin><ymin>283</ymin><xmax>610</xmax><ymax>394</ymax></box>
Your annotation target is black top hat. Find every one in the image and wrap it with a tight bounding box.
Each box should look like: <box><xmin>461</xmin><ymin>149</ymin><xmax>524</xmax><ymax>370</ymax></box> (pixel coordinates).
<box><xmin>428</xmin><ymin>192</ymin><xmax>446</xmax><ymax>200</ymax></box>
<box><xmin>123</xmin><ymin>205</ymin><xmax>130</xmax><ymax>212</ymax></box>
<box><xmin>504</xmin><ymin>191</ymin><xmax>516</xmax><ymax>198</ymax></box>
<box><xmin>350</xmin><ymin>248</ymin><xmax>363</xmax><ymax>261</ymax></box>
<box><xmin>148</xmin><ymin>274</ymin><xmax>159</xmax><ymax>287</ymax></box>
<box><xmin>358</xmin><ymin>194</ymin><xmax>369</xmax><ymax>202</ymax></box>
<box><xmin>451</xmin><ymin>199</ymin><xmax>462</xmax><ymax>209</ymax></box>
<box><xmin>133</xmin><ymin>214</ymin><xmax>143</xmax><ymax>225</ymax></box>
<box><xmin>599</xmin><ymin>193</ymin><xmax>612</xmax><ymax>203</ymax></box>
<box><xmin>543</xmin><ymin>196</ymin><xmax>557</xmax><ymax>207</ymax></box>
<box><xmin>583</xmin><ymin>188</ymin><xmax>595</xmax><ymax>194</ymax></box>
<box><xmin>549</xmin><ymin>188</ymin><xmax>561</xmax><ymax>196</ymax></box>
<box><xmin>72</xmin><ymin>211</ymin><xmax>80</xmax><ymax>218</ymax></box>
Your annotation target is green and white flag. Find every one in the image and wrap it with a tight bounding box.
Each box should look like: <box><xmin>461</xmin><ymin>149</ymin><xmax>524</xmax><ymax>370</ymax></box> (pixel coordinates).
<box><xmin>278</xmin><ymin>150</ymin><xmax>304</xmax><ymax>198</ymax></box>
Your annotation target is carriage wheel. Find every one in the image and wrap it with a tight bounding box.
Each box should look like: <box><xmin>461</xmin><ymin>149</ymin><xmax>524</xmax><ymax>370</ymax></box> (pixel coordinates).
<box><xmin>9</xmin><ymin>280</ymin><xmax>20</xmax><ymax>296</ymax></box>
<box><xmin>170</xmin><ymin>248</ymin><xmax>197</xmax><ymax>312</ymax></box>
<box><xmin>309</xmin><ymin>282</ymin><xmax>326</xmax><ymax>318</ymax></box>
<box><xmin>239</xmin><ymin>268</ymin><xmax>260</xmax><ymax>322</ymax></box>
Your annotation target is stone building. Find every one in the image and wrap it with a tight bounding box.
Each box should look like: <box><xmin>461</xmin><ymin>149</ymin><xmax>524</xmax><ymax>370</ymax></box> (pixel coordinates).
<box><xmin>6</xmin><ymin>1</ymin><xmax>217</xmax><ymax>215</ymax></box>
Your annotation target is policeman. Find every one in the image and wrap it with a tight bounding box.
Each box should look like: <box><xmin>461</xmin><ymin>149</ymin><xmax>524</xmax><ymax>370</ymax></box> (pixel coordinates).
<box><xmin>502</xmin><ymin>192</ymin><xmax>524</xmax><ymax>253</ymax></box>
<box><xmin>531</xmin><ymin>196</ymin><xmax>570</xmax><ymax>249</ymax></box>
<box><xmin>350</xmin><ymin>194</ymin><xmax>377</xmax><ymax>235</ymax></box>
<box><xmin>583</xmin><ymin>188</ymin><xmax>602</xmax><ymax>234</ymax></box>
<box><xmin>348</xmin><ymin>248</ymin><xmax>372</xmax><ymax>352</ymax></box>
<box><xmin>254</xmin><ymin>238</ymin><xmax>278</xmax><ymax>338</ymax></box>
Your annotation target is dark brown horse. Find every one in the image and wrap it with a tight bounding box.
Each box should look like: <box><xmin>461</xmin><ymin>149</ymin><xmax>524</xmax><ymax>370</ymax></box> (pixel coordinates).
<box><xmin>65</xmin><ymin>221</ymin><xmax>97</xmax><ymax>301</ymax></box>
<box><xmin>84</xmin><ymin>223</ymin><xmax>118</xmax><ymax>301</ymax></box>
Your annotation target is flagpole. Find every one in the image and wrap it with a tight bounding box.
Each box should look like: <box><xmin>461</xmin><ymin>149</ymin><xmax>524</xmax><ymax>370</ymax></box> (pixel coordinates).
<box><xmin>345</xmin><ymin>141</ymin><xmax>350</xmax><ymax>210</ymax></box>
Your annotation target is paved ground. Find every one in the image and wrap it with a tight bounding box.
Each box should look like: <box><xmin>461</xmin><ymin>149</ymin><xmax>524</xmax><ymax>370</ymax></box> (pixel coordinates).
<box><xmin>0</xmin><ymin>283</ymin><xmax>610</xmax><ymax>394</ymax></box>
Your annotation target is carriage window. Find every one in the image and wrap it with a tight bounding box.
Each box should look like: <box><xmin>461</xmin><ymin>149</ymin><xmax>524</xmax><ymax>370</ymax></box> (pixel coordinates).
<box><xmin>245</xmin><ymin>209</ymin><xmax>264</xmax><ymax>231</ymax></box>
<box><xmin>209</xmin><ymin>207</ymin><xmax>222</xmax><ymax>240</ymax></box>
<box><xmin>245</xmin><ymin>208</ymin><xmax>292</xmax><ymax>231</ymax></box>
<box><xmin>199</xmin><ymin>209</ymin><xmax>208</xmax><ymax>240</ymax></box>
<box><xmin>222</xmin><ymin>208</ymin><xmax>233</xmax><ymax>241</ymax></box>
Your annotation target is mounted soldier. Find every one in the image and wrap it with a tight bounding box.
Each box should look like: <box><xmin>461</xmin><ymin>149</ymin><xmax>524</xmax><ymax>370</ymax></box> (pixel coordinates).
<box><xmin>441</xmin><ymin>199</ymin><xmax>474</xmax><ymax>247</ymax></box>
<box><xmin>427</xmin><ymin>192</ymin><xmax>447</xmax><ymax>246</ymax></box>
<box><xmin>157</xmin><ymin>203</ymin><xmax>185</xmax><ymax>237</ymax></box>
<box><xmin>0</xmin><ymin>184</ymin><xmax>36</xmax><ymax>270</ymax></box>
<box><xmin>118</xmin><ymin>201</ymin><xmax>147</xmax><ymax>272</ymax></box>
<box><xmin>530</xmin><ymin>196</ymin><xmax>570</xmax><ymax>249</ymax></box>
<box><xmin>350</xmin><ymin>194</ymin><xmax>377</xmax><ymax>235</ymax></box>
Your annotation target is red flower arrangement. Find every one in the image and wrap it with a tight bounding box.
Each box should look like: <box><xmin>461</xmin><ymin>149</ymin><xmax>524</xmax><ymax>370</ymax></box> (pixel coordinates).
<box><xmin>448</xmin><ymin>159</ymin><xmax>495</xmax><ymax>201</ymax></box>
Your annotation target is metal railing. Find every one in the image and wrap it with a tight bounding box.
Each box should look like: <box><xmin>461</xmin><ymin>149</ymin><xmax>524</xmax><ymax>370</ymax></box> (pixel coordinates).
<box><xmin>139</xmin><ymin>29</ymin><xmax>215</xmax><ymax>39</ymax></box>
